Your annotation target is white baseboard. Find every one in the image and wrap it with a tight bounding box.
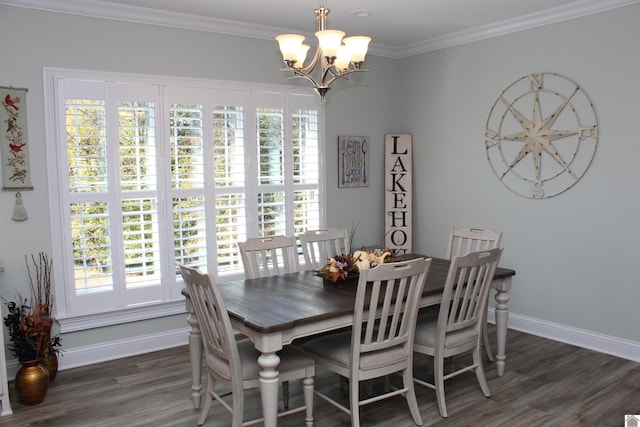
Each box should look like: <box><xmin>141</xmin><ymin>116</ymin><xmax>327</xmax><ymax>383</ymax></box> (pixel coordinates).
<box><xmin>7</xmin><ymin>312</ymin><xmax>639</xmax><ymax>380</ymax></box>
<box><xmin>488</xmin><ymin>308</ymin><xmax>640</xmax><ymax>363</ymax></box>
<box><xmin>6</xmin><ymin>327</ymin><xmax>189</xmax><ymax>380</ymax></box>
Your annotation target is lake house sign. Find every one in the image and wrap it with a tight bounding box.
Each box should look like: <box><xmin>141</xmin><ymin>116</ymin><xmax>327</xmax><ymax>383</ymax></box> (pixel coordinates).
<box><xmin>384</xmin><ymin>134</ymin><xmax>412</xmax><ymax>254</ymax></box>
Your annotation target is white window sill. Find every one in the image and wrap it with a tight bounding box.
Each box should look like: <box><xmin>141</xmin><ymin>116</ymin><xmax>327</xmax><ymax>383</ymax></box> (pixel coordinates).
<box><xmin>57</xmin><ymin>299</ymin><xmax>187</xmax><ymax>333</ymax></box>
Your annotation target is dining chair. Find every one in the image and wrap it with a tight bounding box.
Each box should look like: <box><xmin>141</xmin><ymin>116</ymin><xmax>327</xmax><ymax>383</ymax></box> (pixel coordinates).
<box><xmin>178</xmin><ymin>264</ymin><xmax>315</xmax><ymax>427</ymax></box>
<box><xmin>302</xmin><ymin>257</ymin><xmax>432</xmax><ymax>427</ymax></box>
<box><xmin>413</xmin><ymin>247</ymin><xmax>503</xmax><ymax>418</ymax></box>
<box><xmin>447</xmin><ymin>227</ymin><xmax>502</xmax><ymax>258</ymax></box>
<box><xmin>447</xmin><ymin>226</ymin><xmax>503</xmax><ymax>361</ymax></box>
<box><xmin>238</xmin><ymin>235</ymin><xmax>300</xmax><ymax>279</ymax></box>
<box><xmin>298</xmin><ymin>228</ymin><xmax>351</xmax><ymax>270</ymax></box>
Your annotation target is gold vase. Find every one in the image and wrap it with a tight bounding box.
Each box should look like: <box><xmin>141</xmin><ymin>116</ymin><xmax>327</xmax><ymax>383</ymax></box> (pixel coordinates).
<box><xmin>41</xmin><ymin>355</ymin><xmax>59</xmax><ymax>382</ymax></box>
<box><xmin>15</xmin><ymin>360</ymin><xmax>50</xmax><ymax>405</ymax></box>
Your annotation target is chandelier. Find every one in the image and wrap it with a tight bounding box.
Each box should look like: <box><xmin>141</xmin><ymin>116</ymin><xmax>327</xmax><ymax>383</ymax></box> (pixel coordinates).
<box><xmin>275</xmin><ymin>3</ymin><xmax>371</xmax><ymax>100</ymax></box>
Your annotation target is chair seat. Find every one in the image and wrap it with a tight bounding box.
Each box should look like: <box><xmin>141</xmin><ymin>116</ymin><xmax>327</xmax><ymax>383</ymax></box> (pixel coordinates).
<box><xmin>303</xmin><ymin>331</ymin><xmax>408</xmax><ymax>372</ymax></box>
<box><xmin>209</xmin><ymin>339</ymin><xmax>315</xmax><ymax>381</ymax></box>
<box><xmin>414</xmin><ymin>311</ymin><xmax>478</xmax><ymax>350</ymax></box>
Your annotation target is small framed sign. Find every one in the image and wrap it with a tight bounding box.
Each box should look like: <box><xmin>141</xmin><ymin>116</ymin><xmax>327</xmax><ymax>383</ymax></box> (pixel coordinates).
<box><xmin>338</xmin><ymin>135</ymin><xmax>369</xmax><ymax>188</ymax></box>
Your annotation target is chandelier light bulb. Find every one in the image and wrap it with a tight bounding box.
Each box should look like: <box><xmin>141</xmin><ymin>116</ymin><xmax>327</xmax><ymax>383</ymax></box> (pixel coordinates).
<box><xmin>276</xmin><ymin>34</ymin><xmax>305</xmax><ymax>64</ymax></box>
<box><xmin>343</xmin><ymin>36</ymin><xmax>371</xmax><ymax>64</ymax></box>
<box><xmin>296</xmin><ymin>44</ymin><xmax>311</xmax><ymax>68</ymax></box>
<box><xmin>316</xmin><ymin>29</ymin><xmax>345</xmax><ymax>62</ymax></box>
<box><xmin>334</xmin><ymin>45</ymin><xmax>351</xmax><ymax>70</ymax></box>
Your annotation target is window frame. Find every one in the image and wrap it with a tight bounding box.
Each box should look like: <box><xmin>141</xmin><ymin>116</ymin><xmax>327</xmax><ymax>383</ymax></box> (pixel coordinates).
<box><xmin>44</xmin><ymin>68</ymin><xmax>326</xmax><ymax>331</ymax></box>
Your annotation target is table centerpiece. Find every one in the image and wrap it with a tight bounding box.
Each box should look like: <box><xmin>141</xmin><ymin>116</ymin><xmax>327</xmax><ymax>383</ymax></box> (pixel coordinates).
<box><xmin>317</xmin><ymin>249</ymin><xmax>393</xmax><ymax>287</ymax></box>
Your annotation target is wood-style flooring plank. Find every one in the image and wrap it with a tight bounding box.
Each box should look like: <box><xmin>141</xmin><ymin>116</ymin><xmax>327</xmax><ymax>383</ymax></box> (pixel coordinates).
<box><xmin>0</xmin><ymin>328</ymin><xmax>638</xmax><ymax>426</ymax></box>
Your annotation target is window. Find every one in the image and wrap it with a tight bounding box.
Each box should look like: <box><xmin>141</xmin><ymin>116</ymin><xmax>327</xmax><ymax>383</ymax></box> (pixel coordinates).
<box><xmin>45</xmin><ymin>69</ymin><xmax>324</xmax><ymax>325</ymax></box>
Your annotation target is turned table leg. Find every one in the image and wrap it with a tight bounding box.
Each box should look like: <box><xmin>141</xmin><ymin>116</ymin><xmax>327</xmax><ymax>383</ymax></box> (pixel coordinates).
<box><xmin>493</xmin><ymin>277</ymin><xmax>512</xmax><ymax>376</ymax></box>
<box><xmin>258</xmin><ymin>351</ymin><xmax>281</xmax><ymax>427</ymax></box>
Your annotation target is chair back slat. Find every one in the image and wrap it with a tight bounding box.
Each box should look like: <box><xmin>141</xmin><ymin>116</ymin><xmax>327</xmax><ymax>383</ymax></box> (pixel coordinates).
<box><xmin>439</xmin><ymin>248</ymin><xmax>503</xmax><ymax>337</ymax></box>
<box><xmin>299</xmin><ymin>228</ymin><xmax>350</xmax><ymax>269</ymax></box>
<box><xmin>238</xmin><ymin>235</ymin><xmax>300</xmax><ymax>279</ymax></box>
<box><xmin>354</xmin><ymin>258</ymin><xmax>431</xmax><ymax>357</ymax></box>
<box><xmin>447</xmin><ymin>227</ymin><xmax>502</xmax><ymax>258</ymax></box>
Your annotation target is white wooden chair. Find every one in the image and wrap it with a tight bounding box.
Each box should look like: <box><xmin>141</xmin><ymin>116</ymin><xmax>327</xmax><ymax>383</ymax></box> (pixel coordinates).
<box><xmin>238</xmin><ymin>235</ymin><xmax>300</xmax><ymax>279</ymax></box>
<box><xmin>447</xmin><ymin>226</ymin><xmax>503</xmax><ymax>361</ymax></box>
<box><xmin>178</xmin><ymin>264</ymin><xmax>315</xmax><ymax>427</ymax></box>
<box><xmin>413</xmin><ymin>248</ymin><xmax>503</xmax><ymax>418</ymax></box>
<box><xmin>302</xmin><ymin>258</ymin><xmax>432</xmax><ymax>427</ymax></box>
<box><xmin>298</xmin><ymin>228</ymin><xmax>351</xmax><ymax>270</ymax></box>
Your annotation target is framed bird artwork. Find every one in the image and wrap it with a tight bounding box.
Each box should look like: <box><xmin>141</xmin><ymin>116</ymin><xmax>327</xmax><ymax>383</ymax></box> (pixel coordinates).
<box><xmin>1</xmin><ymin>86</ymin><xmax>33</xmax><ymax>192</ymax></box>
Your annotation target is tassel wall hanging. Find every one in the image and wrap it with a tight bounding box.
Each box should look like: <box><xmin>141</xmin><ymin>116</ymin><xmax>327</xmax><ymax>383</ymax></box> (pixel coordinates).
<box><xmin>11</xmin><ymin>191</ymin><xmax>27</xmax><ymax>221</ymax></box>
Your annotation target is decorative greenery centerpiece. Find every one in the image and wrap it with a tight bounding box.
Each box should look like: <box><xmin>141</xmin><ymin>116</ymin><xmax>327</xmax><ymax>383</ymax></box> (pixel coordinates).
<box><xmin>319</xmin><ymin>249</ymin><xmax>393</xmax><ymax>283</ymax></box>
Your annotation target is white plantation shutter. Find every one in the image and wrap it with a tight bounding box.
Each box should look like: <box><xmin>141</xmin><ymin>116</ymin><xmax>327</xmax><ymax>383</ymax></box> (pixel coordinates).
<box><xmin>212</xmin><ymin>99</ymin><xmax>247</xmax><ymax>273</ymax></box>
<box><xmin>167</xmin><ymin>96</ymin><xmax>209</xmax><ymax>274</ymax></box>
<box><xmin>47</xmin><ymin>70</ymin><xmax>323</xmax><ymax>319</ymax></box>
<box><xmin>291</xmin><ymin>99</ymin><xmax>321</xmax><ymax>235</ymax></box>
<box><xmin>59</xmin><ymin>81</ymin><xmax>163</xmax><ymax>313</ymax></box>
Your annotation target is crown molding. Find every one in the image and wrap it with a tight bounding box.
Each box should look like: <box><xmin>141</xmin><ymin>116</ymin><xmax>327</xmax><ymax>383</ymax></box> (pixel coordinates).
<box><xmin>1</xmin><ymin>0</ymin><xmax>638</xmax><ymax>59</ymax></box>
<box><xmin>396</xmin><ymin>0</ymin><xmax>640</xmax><ymax>58</ymax></box>
<box><xmin>0</xmin><ymin>0</ymin><xmax>296</xmax><ymax>41</ymax></box>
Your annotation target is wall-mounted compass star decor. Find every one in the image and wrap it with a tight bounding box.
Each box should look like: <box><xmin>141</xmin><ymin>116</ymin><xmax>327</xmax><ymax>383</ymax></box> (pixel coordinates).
<box><xmin>485</xmin><ymin>72</ymin><xmax>598</xmax><ymax>199</ymax></box>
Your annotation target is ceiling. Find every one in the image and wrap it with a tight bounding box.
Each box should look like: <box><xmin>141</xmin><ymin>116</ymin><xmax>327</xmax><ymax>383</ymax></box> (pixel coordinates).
<box><xmin>4</xmin><ymin>0</ymin><xmax>637</xmax><ymax>57</ymax></box>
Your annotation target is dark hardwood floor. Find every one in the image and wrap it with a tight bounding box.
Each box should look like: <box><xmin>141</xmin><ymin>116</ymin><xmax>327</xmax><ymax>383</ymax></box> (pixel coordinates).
<box><xmin>0</xmin><ymin>327</ymin><xmax>638</xmax><ymax>426</ymax></box>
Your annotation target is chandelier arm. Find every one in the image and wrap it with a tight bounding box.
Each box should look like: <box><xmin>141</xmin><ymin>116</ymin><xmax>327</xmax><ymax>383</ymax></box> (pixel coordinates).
<box><xmin>323</xmin><ymin>68</ymin><xmax>369</xmax><ymax>88</ymax></box>
<box><xmin>281</xmin><ymin>67</ymin><xmax>322</xmax><ymax>89</ymax></box>
<box><xmin>325</xmin><ymin>66</ymin><xmax>341</xmax><ymax>79</ymax></box>
<box><xmin>298</xmin><ymin>45</ymin><xmax>322</xmax><ymax>75</ymax></box>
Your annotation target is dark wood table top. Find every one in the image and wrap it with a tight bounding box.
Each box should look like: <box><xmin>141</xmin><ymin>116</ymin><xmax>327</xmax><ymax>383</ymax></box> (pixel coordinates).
<box><xmin>208</xmin><ymin>256</ymin><xmax>515</xmax><ymax>334</ymax></box>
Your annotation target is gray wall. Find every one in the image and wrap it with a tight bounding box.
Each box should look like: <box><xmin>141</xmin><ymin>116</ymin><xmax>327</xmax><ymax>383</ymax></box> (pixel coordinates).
<box><xmin>394</xmin><ymin>5</ymin><xmax>640</xmax><ymax>342</ymax></box>
<box><xmin>0</xmin><ymin>3</ymin><xmax>638</xmax><ymax>365</ymax></box>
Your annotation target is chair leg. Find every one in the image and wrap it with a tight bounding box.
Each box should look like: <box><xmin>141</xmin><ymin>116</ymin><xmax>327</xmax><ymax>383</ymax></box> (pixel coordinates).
<box><xmin>231</xmin><ymin>381</ymin><xmax>245</xmax><ymax>427</ymax></box>
<box><xmin>473</xmin><ymin>346</ymin><xmax>491</xmax><ymax>398</ymax></box>
<box><xmin>340</xmin><ymin>375</ymin><xmax>348</xmax><ymax>391</ymax></box>
<box><xmin>198</xmin><ymin>374</ymin><xmax>214</xmax><ymax>426</ymax></box>
<box><xmin>383</xmin><ymin>374</ymin><xmax>391</xmax><ymax>392</ymax></box>
<box><xmin>434</xmin><ymin>356</ymin><xmax>448</xmax><ymax>418</ymax></box>
<box><xmin>349</xmin><ymin>377</ymin><xmax>361</xmax><ymax>427</ymax></box>
<box><xmin>303</xmin><ymin>376</ymin><xmax>314</xmax><ymax>427</ymax></box>
<box><xmin>482</xmin><ymin>312</ymin><xmax>494</xmax><ymax>361</ymax></box>
<box><xmin>402</xmin><ymin>368</ymin><xmax>423</xmax><ymax>426</ymax></box>
<box><xmin>198</xmin><ymin>393</ymin><xmax>212</xmax><ymax>426</ymax></box>
<box><xmin>282</xmin><ymin>381</ymin><xmax>289</xmax><ymax>409</ymax></box>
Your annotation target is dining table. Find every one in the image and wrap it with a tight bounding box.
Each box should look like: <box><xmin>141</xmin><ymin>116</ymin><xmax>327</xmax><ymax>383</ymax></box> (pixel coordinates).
<box><xmin>182</xmin><ymin>255</ymin><xmax>515</xmax><ymax>427</ymax></box>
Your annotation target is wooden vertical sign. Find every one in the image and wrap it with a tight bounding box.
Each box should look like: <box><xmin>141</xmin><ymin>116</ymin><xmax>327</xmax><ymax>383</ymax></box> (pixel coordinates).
<box><xmin>384</xmin><ymin>134</ymin><xmax>412</xmax><ymax>255</ymax></box>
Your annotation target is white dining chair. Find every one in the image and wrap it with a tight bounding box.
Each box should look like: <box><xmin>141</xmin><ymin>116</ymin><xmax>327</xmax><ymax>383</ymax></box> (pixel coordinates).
<box><xmin>413</xmin><ymin>248</ymin><xmax>503</xmax><ymax>418</ymax></box>
<box><xmin>447</xmin><ymin>226</ymin><xmax>503</xmax><ymax>361</ymax></box>
<box><xmin>302</xmin><ymin>257</ymin><xmax>432</xmax><ymax>427</ymax></box>
<box><xmin>178</xmin><ymin>264</ymin><xmax>315</xmax><ymax>427</ymax></box>
<box><xmin>298</xmin><ymin>228</ymin><xmax>351</xmax><ymax>270</ymax></box>
<box><xmin>238</xmin><ymin>235</ymin><xmax>300</xmax><ymax>279</ymax></box>
<box><xmin>447</xmin><ymin>227</ymin><xmax>502</xmax><ymax>258</ymax></box>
